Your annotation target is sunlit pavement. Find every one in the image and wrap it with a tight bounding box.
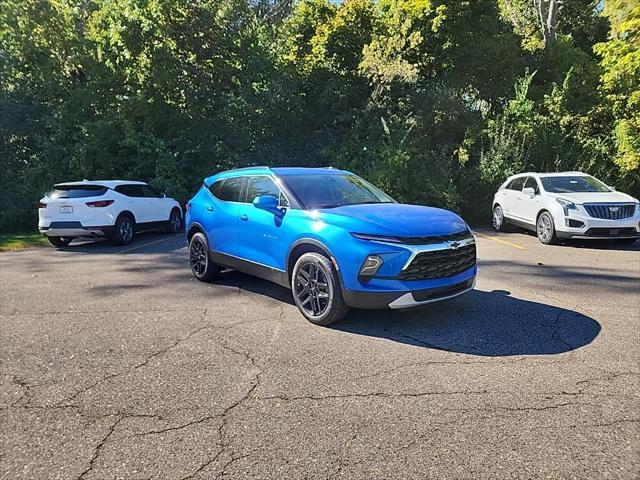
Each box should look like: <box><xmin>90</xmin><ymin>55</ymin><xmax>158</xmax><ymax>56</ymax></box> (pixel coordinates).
<box><xmin>1</xmin><ymin>231</ymin><xmax>638</xmax><ymax>479</ymax></box>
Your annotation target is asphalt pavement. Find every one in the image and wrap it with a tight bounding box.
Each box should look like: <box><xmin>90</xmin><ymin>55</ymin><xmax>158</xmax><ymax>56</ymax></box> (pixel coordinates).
<box><xmin>1</xmin><ymin>230</ymin><xmax>639</xmax><ymax>479</ymax></box>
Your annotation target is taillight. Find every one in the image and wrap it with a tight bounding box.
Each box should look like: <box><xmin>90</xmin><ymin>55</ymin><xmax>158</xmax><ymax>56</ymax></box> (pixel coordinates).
<box><xmin>38</xmin><ymin>202</ymin><xmax>47</xmax><ymax>209</ymax></box>
<box><xmin>85</xmin><ymin>200</ymin><xmax>114</xmax><ymax>208</ymax></box>
<box><xmin>186</xmin><ymin>202</ymin><xmax>191</xmax><ymax>211</ymax></box>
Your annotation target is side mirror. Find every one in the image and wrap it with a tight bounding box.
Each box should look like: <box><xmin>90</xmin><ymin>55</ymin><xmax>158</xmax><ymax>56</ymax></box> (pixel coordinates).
<box><xmin>609</xmin><ymin>186</ymin><xmax>616</xmax><ymax>191</ymax></box>
<box><xmin>522</xmin><ymin>187</ymin><xmax>536</xmax><ymax>197</ymax></box>
<box><xmin>253</xmin><ymin>195</ymin><xmax>280</xmax><ymax>212</ymax></box>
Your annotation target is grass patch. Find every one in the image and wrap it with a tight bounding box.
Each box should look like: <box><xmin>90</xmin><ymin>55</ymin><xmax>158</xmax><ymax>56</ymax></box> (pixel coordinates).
<box><xmin>0</xmin><ymin>233</ymin><xmax>49</xmax><ymax>251</ymax></box>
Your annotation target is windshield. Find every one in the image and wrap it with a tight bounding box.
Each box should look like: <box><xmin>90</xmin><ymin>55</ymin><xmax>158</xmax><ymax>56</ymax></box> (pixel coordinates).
<box><xmin>540</xmin><ymin>176</ymin><xmax>611</xmax><ymax>193</ymax></box>
<box><xmin>281</xmin><ymin>173</ymin><xmax>395</xmax><ymax>209</ymax></box>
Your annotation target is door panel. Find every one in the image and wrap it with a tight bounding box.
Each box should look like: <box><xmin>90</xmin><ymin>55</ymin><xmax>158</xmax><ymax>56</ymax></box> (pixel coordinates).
<box><xmin>236</xmin><ymin>176</ymin><xmax>286</xmax><ymax>270</ymax></box>
<box><xmin>205</xmin><ymin>177</ymin><xmax>245</xmax><ymax>257</ymax></box>
<box><xmin>519</xmin><ymin>177</ymin><xmax>541</xmax><ymax>224</ymax></box>
<box><xmin>501</xmin><ymin>177</ymin><xmax>525</xmax><ymax>218</ymax></box>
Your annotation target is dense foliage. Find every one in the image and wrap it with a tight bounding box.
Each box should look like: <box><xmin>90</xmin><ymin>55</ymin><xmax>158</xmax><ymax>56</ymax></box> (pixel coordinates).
<box><xmin>1</xmin><ymin>0</ymin><xmax>638</xmax><ymax>232</ymax></box>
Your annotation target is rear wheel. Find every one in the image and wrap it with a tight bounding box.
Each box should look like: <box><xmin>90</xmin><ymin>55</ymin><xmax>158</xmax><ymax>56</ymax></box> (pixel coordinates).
<box><xmin>167</xmin><ymin>208</ymin><xmax>182</xmax><ymax>234</ymax></box>
<box><xmin>536</xmin><ymin>212</ymin><xmax>557</xmax><ymax>245</ymax></box>
<box><xmin>47</xmin><ymin>236</ymin><xmax>72</xmax><ymax>248</ymax></box>
<box><xmin>189</xmin><ymin>232</ymin><xmax>220</xmax><ymax>282</ymax></box>
<box><xmin>492</xmin><ymin>205</ymin><xmax>507</xmax><ymax>232</ymax></box>
<box><xmin>112</xmin><ymin>214</ymin><xmax>135</xmax><ymax>245</ymax></box>
<box><xmin>291</xmin><ymin>252</ymin><xmax>349</xmax><ymax>326</ymax></box>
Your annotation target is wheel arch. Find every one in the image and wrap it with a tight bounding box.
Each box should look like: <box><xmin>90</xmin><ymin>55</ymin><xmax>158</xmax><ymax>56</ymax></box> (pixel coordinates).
<box><xmin>186</xmin><ymin>222</ymin><xmax>206</xmax><ymax>242</ymax></box>
<box><xmin>286</xmin><ymin>238</ymin><xmax>345</xmax><ymax>290</ymax></box>
<box><xmin>117</xmin><ymin>210</ymin><xmax>136</xmax><ymax>224</ymax></box>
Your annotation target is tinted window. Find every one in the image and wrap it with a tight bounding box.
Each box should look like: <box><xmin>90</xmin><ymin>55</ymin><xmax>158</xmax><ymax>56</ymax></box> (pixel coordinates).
<box><xmin>246</xmin><ymin>176</ymin><xmax>289</xmax><ymax>207</ymax></box>
<box><xmin>140</xmin><ymin>185</ymin><xmax>161</xmax><ymax>198</ymax></box>
<box><xmin>47</xmin><ymin>185</ymin><xmax>107</xmax><ymax>199</ymax></box>
<box><xmin>523</xmin><ymin>177</ymin><xmax>540</xmax><ymax>194</ymax></box>
<box><xmin>209</xmin><ymin>180</ymin><xmax>224</xmax><ymax>198</ymax></box>
<box><xmin>115</xmin><ymin>185</ymin><xmax>145</xmax><ymax>197</ymax></box>
<box><xmin>281</xmin><ymin>173</ymin><xmax>395</xmax><ymax>209</ymax></box>
<box><xmin>217</xmin><ymin>177</ymin><xmax>244</xmax><ymax>202</ymax></box>
<box><xmin>540</xmin><ymin>175</ymin><xmax>610</xmax><ymax>193</ymax></box>
<box><xmin>507</xmin><ymin>178</ymin><xmax>526</xmax><ymax>190</ymax></box>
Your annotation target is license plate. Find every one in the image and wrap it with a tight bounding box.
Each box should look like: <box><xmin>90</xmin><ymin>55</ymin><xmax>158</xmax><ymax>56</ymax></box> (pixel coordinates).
<box><xmin>610</xmin><ymin>229</ymin><xmax>619</xmax><ymax>235</ymax></box>
<box><xmin>60</xmin><ymin>206</ymin><xmax>73</xmax><ymax>214</ymax></box>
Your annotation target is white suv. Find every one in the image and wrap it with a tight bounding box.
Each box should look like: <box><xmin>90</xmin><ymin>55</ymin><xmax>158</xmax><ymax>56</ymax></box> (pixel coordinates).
<box><xmin>492</xmin><ymin>172</ymin><xmax>640</xmax><ymax>244</ymax></box>
<box><xmin>38</xmin><ymin>180</ymin><xmax>182</xmax><ymax>247</ymax></box>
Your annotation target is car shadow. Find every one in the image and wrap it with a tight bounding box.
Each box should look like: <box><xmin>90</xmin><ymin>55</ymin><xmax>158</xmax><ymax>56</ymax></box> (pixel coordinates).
<box><xmin>331</xmin><ymin>289</ymin><xmax>601</xmax><ymax>356</ymax></box>
<box><xmin>511</xmin><ymin>228</ymin><xmax>639</xmax><ymax>251</ymax></box>
<box><xmin>54</xmin><ymin>232</ymin><xmax>186</xmax><ymax>254</ymax></box>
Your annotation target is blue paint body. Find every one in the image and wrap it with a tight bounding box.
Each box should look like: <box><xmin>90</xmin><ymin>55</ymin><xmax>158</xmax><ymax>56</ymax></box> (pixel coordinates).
<box><xmin>186</xmin><ymin>167</ymin><xmax>476</xmax><ymax>305</ymax></box>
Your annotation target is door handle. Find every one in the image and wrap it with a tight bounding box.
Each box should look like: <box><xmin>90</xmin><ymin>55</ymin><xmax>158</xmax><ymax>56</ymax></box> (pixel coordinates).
<box><xmin>206</xmin><ymin>206</ymin><xmax>214</xmax><ymax>212</ymax></box>
<box><xmin>239</xmin><ymin>214</ymin><xmax>249</xmax><ymax>221</ymax></box>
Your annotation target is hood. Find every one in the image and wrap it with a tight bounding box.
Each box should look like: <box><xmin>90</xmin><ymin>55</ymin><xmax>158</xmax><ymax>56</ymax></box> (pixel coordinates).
<box><xmin>546</xmin><ymin>191</ymin><xmax>638</xmax><ymax>204</ymax></box>
<box><xmin>318</xmin><ymin>203</ymin><xmax>468</xmax><ymax>237</ymax></box>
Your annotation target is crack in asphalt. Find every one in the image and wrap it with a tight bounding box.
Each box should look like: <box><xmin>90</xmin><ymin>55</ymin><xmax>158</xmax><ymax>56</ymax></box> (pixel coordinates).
<box><xmin>2</xmin><ymin>374</ymin><xmax>35</xmax><ymax>407</ymax></box>
<box><xmin>57</xmin><ymin>309</ymin><xmax>211</xmax><ymax>407</ymax></box>
<box><xmin>258</xmin><ymin>389</ymin><xmax>489</xmax><ymax>402</ymax></box>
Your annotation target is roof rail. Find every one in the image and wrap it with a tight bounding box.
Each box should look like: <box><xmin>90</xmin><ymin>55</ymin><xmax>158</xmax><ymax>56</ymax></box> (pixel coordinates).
<box><xmin>228</xmin><ymin>165</ymin><xmax>270</xmax><ymax>172</ymax></box>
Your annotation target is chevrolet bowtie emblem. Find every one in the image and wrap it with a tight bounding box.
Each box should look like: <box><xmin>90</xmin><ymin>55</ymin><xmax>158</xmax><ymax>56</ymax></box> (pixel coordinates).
<box><xmin>449</xmin><ymin>241</ymin><xmax>461</xmax><ymax>250</ymax></box>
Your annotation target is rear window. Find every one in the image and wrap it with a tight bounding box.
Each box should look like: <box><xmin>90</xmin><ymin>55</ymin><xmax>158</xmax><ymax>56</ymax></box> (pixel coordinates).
<box><xmin>47</xmin><ymin>185</ymin><xmax>107</xmax><ymax>199</ymax></box>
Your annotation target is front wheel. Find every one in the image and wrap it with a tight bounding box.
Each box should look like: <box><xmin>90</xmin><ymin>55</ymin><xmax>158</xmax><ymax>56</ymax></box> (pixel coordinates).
<box><xmin>48</xmin><ymin>236</ymin><xmax>72</xmax><ymax>248</ymax></box>
<box><xmin>167</xmin><ymin>208</ymin><xmax>182</xmax><ymax>234</ymax></box>
<box><xmin>536</xmin><ymin>212</ymin><xmax>557</xmax><ymax>245</ymax></box>
<box><xmin>189</xmin><ymin>232</ymin><xmax>220</xmax><ymax>282</ymax></box>
<box><xmin>291</xmin><ymin>252</ymin><xmax>349</xmax><ymax>326</ymax></box>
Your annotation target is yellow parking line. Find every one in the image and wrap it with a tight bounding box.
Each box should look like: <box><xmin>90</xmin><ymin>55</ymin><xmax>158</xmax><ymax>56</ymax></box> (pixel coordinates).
<box><xmin>473</xmin><ymin>231</ymin><xmax>527</xmax><ymax>250</ymax></box>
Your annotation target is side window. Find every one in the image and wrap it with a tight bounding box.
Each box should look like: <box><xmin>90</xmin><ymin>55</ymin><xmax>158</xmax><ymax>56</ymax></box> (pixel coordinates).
<box><xmin>246</xmin><ymin>176</ymin><xmax>289</xmax><ymax>207</ymax></box>
<box><xmin>523</xmin><ymin>177</ymin><xmax>540</xmax><ymax>195</ymax></box>
<box><xmin>115</xmin><ymin>185</ymin><xmax>143</xmax><ymax>197</ymax></box>
<box><xmin>140</xmin><ymin>185</ymin><xmax>161</xmax><ymax>198</ymax></box>
<box><xmin>217</xmin><ymin>177</ymin><xmax>245</xmax><ymax>202</ymax></box>
<box><xmin>209</xmin><ymin>180</ymin><xmax>224</xmax><ymax>199</ymax></box>
<box><xmin>507</xmin><ymin>177</ymin><xmax>526</xmax><ymax>190</ymax></box>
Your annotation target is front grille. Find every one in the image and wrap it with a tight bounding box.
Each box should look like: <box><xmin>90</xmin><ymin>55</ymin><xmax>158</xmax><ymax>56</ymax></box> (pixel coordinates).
<box><xmin>399</xmin><ymin>243</ymin><xmax>476</xmax><ymax>280</ymax></box>
<box><xmin>584</xmin><ymin>204</ymin><xmax>635</xmax><ymax>220</ymax></box>
<box><xmin>399</xmin><ymin>230</ymin><xmax>472</xmax><ymax>245</ymax></box>
<box><xmin>584</xmin><ymin>227</ymin><xmax>637</xmax><ymax>236</ymax></box>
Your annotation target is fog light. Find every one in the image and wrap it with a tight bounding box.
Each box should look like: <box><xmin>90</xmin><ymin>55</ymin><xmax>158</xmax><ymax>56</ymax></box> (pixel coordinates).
<box><xmin>358</xmin><ymin>255</ymin><xmax>383</xmax><ymax>283</ymax></box>
<box><xmin>565</xmin><ymin>218</ymin><xmax>584</xmax><ymax>228</ymax></box>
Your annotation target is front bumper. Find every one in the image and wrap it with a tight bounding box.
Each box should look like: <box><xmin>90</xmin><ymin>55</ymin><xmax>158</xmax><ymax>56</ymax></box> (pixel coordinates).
<box><xmin>39</xmin><ymin>221</ymin><xmax>114</xmax><ymax>238</ymax></box>
<box><xmin>343</xmin><ymin>277</ymin><xmax>476</xmax><ymax>310</ymax></box>
<box><xmin>556</xmin><ymin>206</ymin><xmax>640</xmax><ymax>240</ymax></box>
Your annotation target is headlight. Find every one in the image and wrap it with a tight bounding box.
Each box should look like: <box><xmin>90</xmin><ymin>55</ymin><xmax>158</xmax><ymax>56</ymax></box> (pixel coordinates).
<box><xmin>358</xmin><ymin>255</ymin><xmax>383</xmax><ymax>283</ymax></box>
<box><xmin>556</xmin><ymin>198</ymin><xmax>577</xmax><ymax>216</ymax></box>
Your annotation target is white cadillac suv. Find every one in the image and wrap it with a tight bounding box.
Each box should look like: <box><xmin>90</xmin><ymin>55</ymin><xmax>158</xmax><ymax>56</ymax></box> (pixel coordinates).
<box><xmin>38</xmin><ymin>180</ymin><xmax>183</xmax><ymax>247</ymax></box>
<box><xmin>491</xmin><ymin>172</ymin><xmax>640</xmax><ymax>244</ymax></box>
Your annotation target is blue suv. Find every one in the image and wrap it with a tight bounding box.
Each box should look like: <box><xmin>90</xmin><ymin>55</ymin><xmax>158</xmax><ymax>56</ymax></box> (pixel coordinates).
<box><xmin>185</xmin><ymin>167</ymin><xmax>476</xmax><ymax>325</ymax></box>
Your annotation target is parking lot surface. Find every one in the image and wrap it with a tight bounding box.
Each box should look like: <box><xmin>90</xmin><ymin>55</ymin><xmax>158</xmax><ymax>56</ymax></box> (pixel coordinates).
<box><xmin>1</xmin><ymin>230</ymin><xmax>639</xmax><ymax>479</ymax></box>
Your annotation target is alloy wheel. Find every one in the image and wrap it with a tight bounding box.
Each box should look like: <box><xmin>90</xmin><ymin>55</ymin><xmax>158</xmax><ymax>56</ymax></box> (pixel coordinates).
<box><xmin>170</xmin><ymin>211</ymin><xmax>181</xmax><ymax>231</ymax></box>
<box><xmin>190</xmin><ymin>238</ymin><xmax>208</xmax><ymax>276</ymax></box>
<box><xmin>294</xmin><ymin>261</ymin><xmax>331</xmax><ymax>317</ymax></box>
<box><xmin>120</xmin><ymin>219</ymin><xmax>133</xmax><ymax>243</ymax></box>
<box><xmin>492</xmin><ymin>206</ymin><xmax>503</xmax><ymax>230</ymax></box>
<box><xmin>537</xmin><ymin>215</ymin><xmax>552</xmax><ymax>243</ymax></box>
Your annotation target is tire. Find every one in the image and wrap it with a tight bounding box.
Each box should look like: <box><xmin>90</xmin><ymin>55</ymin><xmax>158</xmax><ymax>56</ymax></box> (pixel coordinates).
<box><xmin>291</xmin><ymin>252</ymin><xmax>349</xmax><ymax>326</ymax></box>
<box><xmin>614</xmin><ymin>238</ymin><xmax>638</xmax><ymax>245</ymax></box>
<box><xmin>112</xmin><ymin>214</ymin><xmax>135</xmax><ymax>245</ymax></box>
<box><xmin>536</xmin><ymin>211</ymin><xmax>557</xmax><ymax>245</ymax></box>
<box><xmin>492</xmin><ymin>204</ymin><xmax>507</xmax><ymax>232</ymax></box>
<box><xmin>189</xmin><ymin>232</ymin><xmax>220</xmax><ymax>282</ymax></box>
<box><xmin>47</xmin><ymin>236</ymin><xmax>72</xmax><ymax>248</ymax></box>
<box><xmin>167</xmin><ymin>208</ymin><xmax>182</xmax><ymax>234</ymax></box>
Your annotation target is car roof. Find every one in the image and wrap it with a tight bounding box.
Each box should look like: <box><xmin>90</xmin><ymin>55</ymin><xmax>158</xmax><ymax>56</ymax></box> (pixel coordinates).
<box><xmin>506</xmin><ymin>171</ymin><xmax>589</xmax><ymax>180</ymax></box>
<box><xmin>53</xmin><ymin>180</ymin><xmax>148</xmax><ymax>188</ymax></box>
<box><xmin>205</xmin><ymin>166</ymin><xmax>348</xmax><ymax>184</ymax></box>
